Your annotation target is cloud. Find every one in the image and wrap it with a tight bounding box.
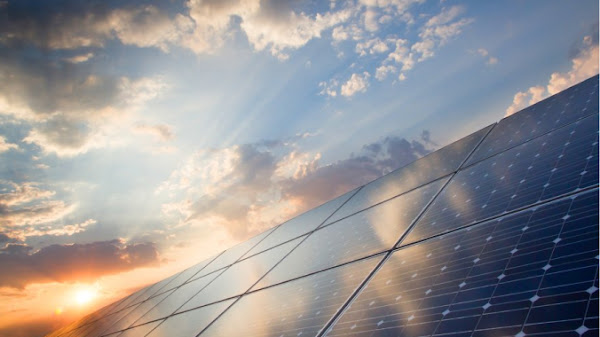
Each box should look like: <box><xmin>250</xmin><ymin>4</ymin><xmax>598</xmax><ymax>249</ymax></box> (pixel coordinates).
<box><xmin>0</xmin><ymin>47</ymin><xmax>168</xmax><ymax>156</ymax></box>
<box><xmin>319</xmin><ymin>79</ymin><xmax>339</xmax><ymax>97</ymax></box>
<box><xmin>0</xmin><ymin>239</ymin><xmax>160</xmax><ymax>289</ymax></box>
<box><xmin>184</xmin><ymin>0</ymin><xmax>353</xmax><ymax>60</ymax></box>
<box><xmin>0</xmin><ymin>181</ymin><xmax>55</xmax><ymax>207</ymax></box>
<box><xmin>355</xmin><ymin>38</ymin><xmax>389</xmax><ymax>56</ymax></box>
<box><xmin>0</xmin><ymin>2</ymin><xmax>192</xmax><ymax>52</ymax></box>
<box><xmin>375</xmin><ymin>65</ymin><xmax>397</xmax><ymax>81</ymax></box>
<box><xmin>474</xmin><ymin>48</ymin><xmax>498</xmax><ymax>66</ymax></box>
<box><xmin>0</xmin><ymin>181</ymin><xmax>90</xmax><ymax>240</ymax></box>
<box><xmin>0</xmin><ymin>136</ymin><xmax>18</xmax><ymax>153</ymax></box>
<box><xmin>505</xmin><ymin>33</ymin><xmax>598</xmax><ymax>116</ymax></box>
<box><xmin>64</xmin><ymin>52</ymin><xmax>95</xmax><ymax>64</ymax></box>
<box><xmin>133</xmin><ymin>123</ymin><xmax>174</xmax><ymax>142</ymax></box>
<box><xmin>158</xmin><ymin>132</ymin><xmax>433</xmax><ymax>240</ymax></box>
<box><xmin>341</xmin><ymin>72</ymin><xmax>370</xmax><ymax>97</ymax></box>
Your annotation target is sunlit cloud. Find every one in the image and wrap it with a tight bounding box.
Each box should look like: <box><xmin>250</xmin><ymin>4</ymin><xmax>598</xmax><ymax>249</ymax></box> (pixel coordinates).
<box><xmin>506</xmin><ymin>32</ymin><xmax>599</xmax><ymax>116</ymax></box>
<box><xmin>158</xmin><ymin>132</ymin><xmax>433</xmax><ymax>240</ymax></box>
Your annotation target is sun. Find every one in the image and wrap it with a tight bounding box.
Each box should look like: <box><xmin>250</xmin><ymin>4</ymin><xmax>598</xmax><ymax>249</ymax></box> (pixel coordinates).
<box><xmin>74</xmin><ymin>287</ymin><xmax>97</xmax><ymax>306</ymax></box>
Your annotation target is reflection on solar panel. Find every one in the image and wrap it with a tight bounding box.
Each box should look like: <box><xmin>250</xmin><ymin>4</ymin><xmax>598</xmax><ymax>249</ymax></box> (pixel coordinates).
<box><xmin>47</xmin><ymin>75</ymin><xmax>599</xmax><ymax>337</ymax></box>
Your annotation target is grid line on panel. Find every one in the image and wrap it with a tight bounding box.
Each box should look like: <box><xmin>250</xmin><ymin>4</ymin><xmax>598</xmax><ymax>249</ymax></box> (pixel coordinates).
<box><xmin>315</xmin><ymin>120</ymin><xmax>496</xmax><ymax>337</ymax></box>
<box><xmin>401</xmin><ymin>112</ymin><xmax>599</xmax><ymax>246</ymax></box>
<box><xmin>186</xmin><ymin>185</ymin><xmax>366</xmax><ymax>337</ymax></box>
<box><xmin>455</xmin><ymin>201</ymin><xmax>541</xmax><ymax>337</ymax></box>
<box><xmin>83</xmin><ymin>256</ymin><xmax>221</xmax><ymax>336</ymax></box>
<box><xmin>461</xmin><ymin>107</ymin><xmax>599</xmax><ymax>171</ymax></box>
<box><xmin>322</xmin><ymin>187</ymin><xmax>598</xmax><ymax>337</ymax></box>
<box><xmin>465</xmin><ymin>75</ymin><xmax>599</xmax><ymax>167</ymax></box>
<box><xmin>398</xmin><ymin>184</ymin><xmax>599</xmax><ymax>252</ymax></box>
<box><xmin>237</xmin><ymin>186</ymin><xmax>364</xmax><ymax>262</ymax></box>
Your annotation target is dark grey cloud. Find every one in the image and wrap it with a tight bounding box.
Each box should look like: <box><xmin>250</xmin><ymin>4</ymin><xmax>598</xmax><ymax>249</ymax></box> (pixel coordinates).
<box><xmin>0</xmin><ymin>239</ymin><xmax>159</xmax><ymax>289</ymax></box>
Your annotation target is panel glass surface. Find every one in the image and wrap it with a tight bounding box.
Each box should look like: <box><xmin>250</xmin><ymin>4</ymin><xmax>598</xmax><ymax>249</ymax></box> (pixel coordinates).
<box><xmin>107</xmin><ymin>321</ymin><xmax>160</xmax><ymax>337</ymax></box>
<box><xmin>190</xmin><ymin>227</ymin><xmax>275</xmax><ymax>280</ymax></box>
<box><xmin>325</xmin><ymin>125</ymin><xmax>492</xmax><ymax>225</ymax></box>
<box><xmin>71</xmin><ymin>303</ymin><xmax>142</xmax><ymax>337</ymax></box>
<box><xmin>176</xmin><ymin>237</ymin><xmax>302</xmax><ymax>313</ymax></box>
<box><xmin>243</xmin><ymin>188</ymin><xmax>359</xmax><ymax>258</ymax></box>
<box><xmin>200</xmin><ymin>256</ymin><xmax>383</xmax><ymax>337</ymax></box>
<box><xmin>145</xmin><ymin>299</ymin><xmax>235</xmax><ymax>337</ymax></box>
<box><xmin>325</xmin><ymin>189</ymin><xmax>599</xmax><ymax>337</ymax></box>
<box><xmin>403</xmin><ymin>113</ymin><xmax>599</xmax><ymax>245</ymax></box>
<box><xmin>254</xmin><ymin>178</ymin><xmax>446</xmax><ymax>290</ymax></box>
<box><xmin>128</xmin><ymin>269</ymin><xmax>222</xmax><ymax>326</ymax></box>
<box><xmin>100</xmin><ymin>290</ymin><xmax>174</xmax><ymax>335</ymax></box>
<box><xmin>467</xmin><ymin>75</ymin><xmax>598</xmax><ymax>166</ymax></box>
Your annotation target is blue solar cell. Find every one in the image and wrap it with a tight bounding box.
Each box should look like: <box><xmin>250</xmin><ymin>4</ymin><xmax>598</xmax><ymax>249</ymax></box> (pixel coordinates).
<box><xmin>324</xmin><ymin>125</ymin><xmax>493</xmax><ymax>225</ymax></box>
<box><xmin>253</xmin><ymin>178</ymin><xmax>447</xmax><ymax>290</ymax></box>
<box><xmin>324</xmin><ymin>188</ymin><xmax>599</xmax><ymax>337</ymax></box>
<box><xmin>200</xmin><ymin>255</ymin><xmax>383</xmax><ymax>337</ymax></box>
<box><xmin>466</xmin><ymin>75</ymin><xmax>598</xmax><ymax>166</ymax></box>
<box><xmin>403</xmin><ymin>113</ymin><xmax>599</xmax><ymax>246</ymax></box>
<box><xmin>243</xmin><ymin>187</ymin><xmax>359</xmax><ymax>258</ymax></box>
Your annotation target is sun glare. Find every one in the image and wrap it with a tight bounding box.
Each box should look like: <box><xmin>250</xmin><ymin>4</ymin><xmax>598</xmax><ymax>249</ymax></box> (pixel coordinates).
<box><xmin>74</xmin><ymin>288</ymin><xmax>97</xmax><ymax>306</ymax></box>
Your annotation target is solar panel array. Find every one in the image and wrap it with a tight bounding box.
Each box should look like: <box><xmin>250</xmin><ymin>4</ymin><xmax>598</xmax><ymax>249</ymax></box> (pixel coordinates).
<box><xmin>46</xmin><ymin>75</ymin><xmax>599</xmax><ymax>337</ymax></box>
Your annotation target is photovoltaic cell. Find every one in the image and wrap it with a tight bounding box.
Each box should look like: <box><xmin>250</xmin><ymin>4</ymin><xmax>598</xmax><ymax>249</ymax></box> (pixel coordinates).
<box><xmin>200</xmin><ymin>256</ymin><xmax>383</xmax><ymax>337</ymax></box>
<box><xmin>109</xmin><ymin>321</ymin><xmax>161</xmax><ymax>337</ymax></box>
<box><xmin>242</xmin><ymin>188</ymin><xmax>359</xmax><ymax>258</ymax></box>
<box><xmin>127</xmin><ymin>270</ymin><xmax>221</xmax><ymax>328</ymax></box>
<box><xmin>403</xmin><ymin>113</ymin><xmax>599</xmax><ymax>246</ymax></box>
<box><xmin>466</xmin><ymin>75</ymin><xmax>598</xmax><ymax>166</ymax></box>
<box><xmin>145</xmin><ymin>298</ymin><xmax>235</xmax><ymax>337</ymax></box>
<box><xmin>325</xmin><ymin>188</ymin><xmax>599</xmax><ymax>337</ymax></box>
<box><xmin>190</xmin><ymin>227</ymin><xmax>275</xmax><ymax>280</ymax></box>
<box><xmin>100</xmin><ymin>290</ymin><xmax>175</xmax><ymax>335</ymax></box>
<box><xmin>176</xmin><ymin>237</ymin><xmax>302</xmax><ymax>313</ymax></box>
<box><xmin>253</xmin><ymin>178</ymin><xmax>447</xmax><ymax>290</ymax></box>
<box><xmin>324</xmin><ymin>125</ymin><xmax>493</xmax><ymax>225</ymax></box>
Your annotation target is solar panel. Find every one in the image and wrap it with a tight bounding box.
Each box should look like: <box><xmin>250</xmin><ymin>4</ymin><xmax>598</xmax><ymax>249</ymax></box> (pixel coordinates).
<box><xmin>175</xmin><ymin>236</ymin><xmax>302</xmax><ymax>313</ymax></box>
<box><xmin>45</xmin><ymin>77</ymin><xmax>599</xmax><ymax>337</ymax></box>
<box><xmin>190</xmin><ymin>226</ymin><xmax>276</xmax><ymax>279</ymax></box>
<box><xmin>253</xmin><ymin>178</ymin><xmax>447</xmax><ymax>290</ymax></box>
<box><xmin>144</xmin><ymin>298</ymin><xmax>235</xmax><ymax>337</ymax></box>
<box><xmin>100</xmin><ymin>290</ymin><xmax>175</xmax><ymax>335</ymax></box>
<box><xmin>466</xmin><ymin>75</ymin><xmax>598</xmax><ymax>166</ymax></box>
<box><xmin>242</xmin><ymin>187</ymin><xmax>359</xmax><ymax>258</ymax></box>
<box><xmin>124</xmin><ymin>269</ymin><xmax>221</xmax><ymax>326</ymax></box>
<box><xmin>403</xmin><ymin>113</ymin><xmax>599</xmax><ymax>246</ymax></box>
<box><xmin>115</xmin><ymin>321</ymin><xmax>162</xmax><ymax>337</ymax></box>
<box><xmin>200</xmin><ymin>255</ymin><xmax>383</xmax><ymax>337</ymax></box>
<box><xmin>324</xmin><ymin>188</ymin><xmax>599</xmax><ymax>337</ymax></box>
<box><xmin>324</xmin><ymin>125</ymin><xmax>493</xmax><ymax>225</ymax></box>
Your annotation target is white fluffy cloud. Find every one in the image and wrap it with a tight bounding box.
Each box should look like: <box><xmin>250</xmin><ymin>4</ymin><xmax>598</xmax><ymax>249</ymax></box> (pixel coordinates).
<box><xmin>0</xmin><ymin>136</ymin><xmax>18</xmax><ymax>154</ymax></box>
<box><xmin>341</xmin><ymin>72</ymin><xmax>370</xmax><ymax>97</ymax></box>
<box><xmin>505</xmin><ymin>34</ymin><xmax>599</xmax><ymax>116</ymax></box>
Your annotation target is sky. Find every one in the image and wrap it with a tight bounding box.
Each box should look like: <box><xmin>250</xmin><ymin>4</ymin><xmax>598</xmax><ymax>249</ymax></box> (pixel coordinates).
<box><xmin>0</xmin><ymin>0</ymin><xmax>598</xmax><ymax>336</ymax></box>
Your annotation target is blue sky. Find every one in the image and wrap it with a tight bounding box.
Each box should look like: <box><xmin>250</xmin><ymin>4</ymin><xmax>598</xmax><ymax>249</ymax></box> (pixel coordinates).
<box><xmin>0</xmin><ymin>0</ymin><xmax>598</xmax><ymax>335</ymax></box>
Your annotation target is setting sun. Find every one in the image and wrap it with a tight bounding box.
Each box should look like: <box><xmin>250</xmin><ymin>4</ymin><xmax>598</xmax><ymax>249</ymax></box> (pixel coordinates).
<box><xmin>74</xmin><ymin>288</ymin><xmax>97</xmax><ymax>306</ymax></box>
